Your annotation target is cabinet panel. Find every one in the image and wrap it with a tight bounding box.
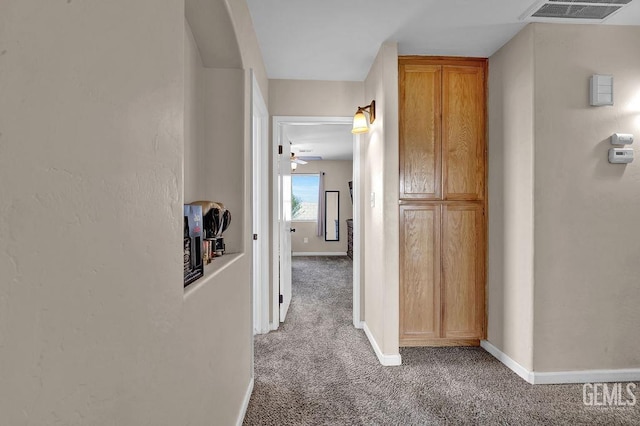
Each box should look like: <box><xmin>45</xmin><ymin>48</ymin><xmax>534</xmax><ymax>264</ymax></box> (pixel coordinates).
<box><xmin>400</xmin><ymin>205</ymin><xmax>441</xmax><ymax>344</ymax></box>
<box><xmin>442</xmin><ymin>65</ymin><xmax>485</xmax><ymax>200</ymax></box>
<box><xmin>441</xmin><ymin>204</ymin><xmax>485</xmax><ymax>339</ymax></box>
<box><xmin>399</xmin><ymin>64</ymin><xmax>441</xmax><ymax>200</ymax></box>
<box><xmin>398</xmin><ymin>57</ymin><xmax>486</xmax><ymax>347</ymax></box>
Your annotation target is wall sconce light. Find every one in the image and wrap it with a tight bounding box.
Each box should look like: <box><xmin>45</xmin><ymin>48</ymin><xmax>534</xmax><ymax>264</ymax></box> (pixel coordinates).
<box><xmin>290</xmin><ymin>161</ymin><xmax>297</xmax><ymax>171</ymax></box>
<box><xmin>352</xmin><ymin>100</ymin><xmax>376</xmax><ymax>134</ymax></box>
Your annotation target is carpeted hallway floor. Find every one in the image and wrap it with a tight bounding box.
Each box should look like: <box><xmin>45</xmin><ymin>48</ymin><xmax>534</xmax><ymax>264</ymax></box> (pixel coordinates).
<box><xmin>244</xmin><ymin>256</ymin><xmax>639</xmax><ymax>425</ymax></box>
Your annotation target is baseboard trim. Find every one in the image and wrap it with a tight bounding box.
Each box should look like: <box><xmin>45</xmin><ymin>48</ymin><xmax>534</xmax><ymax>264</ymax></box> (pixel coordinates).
<box><xmin>362</xmin><ymin>322</ymin><xmax>402</xmax><ymax>366</ymax></box>
<box><xmin>236</xmin><ymin>377</ymin><xmax>254</xmax><ymax>426</ymax></box>
<box><xmin>481</xmin><ymin>340</ymin><xmax>640</xmax><ymax>384</ymax></box>
<box><xmin>353</xmin><ymin>320</ymin><xmax>364</xmax><ymax>330</ymax></box>
<box><xmin>292</xmin><ymin>252</ymin><xmax>347</xmax><ymax>256</ymax></box>
<box><xmin>533</xmin><ymin>369</ymin><xmax>640</xmax><ymax>385</ymax></box>
<box><xmin>481</xmin><ymin>340</ymin><xmax>533</xmax><ymax>383</ymax></box>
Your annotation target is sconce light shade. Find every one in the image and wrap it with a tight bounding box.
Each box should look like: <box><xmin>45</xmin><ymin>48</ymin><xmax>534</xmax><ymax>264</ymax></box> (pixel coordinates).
<box><xmin>351</xmin><ymin>100</ymin><xmax>376</xmax><ymax>134</ymax></box>
<box><xmin>290</xmin><ymin>161</ymin><xmax>297</xmax><ymax>171</ymax></box>
<box><xmin>352</xmin><ymin>110</ymin><xmax>369</xmax><ymax>134</ymax></box>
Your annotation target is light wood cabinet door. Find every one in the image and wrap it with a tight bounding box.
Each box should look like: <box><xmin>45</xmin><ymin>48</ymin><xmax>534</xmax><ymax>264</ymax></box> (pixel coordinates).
<box><xmin>442</xmin><ymin>65</ymin><xmax>485</xmax><ymax>201</ymax></box>
<box><xmin>399</xmin><ymin>57</ymin><xmax>486</xmax><ymax>347</ymax></box>
<box><xmin>399</xmin><ymin>64</ymin><xmax>441</xmax><ymax>200</ymax></box>
<box><xmin>441</xmin><ymin>203</ymin><xmax>485</xmax><ymax>340</ymax></box>
<box><xmin>400</xmin><ymin>204</ymin><xmax>441</xmax><ymax>345</ymax></box>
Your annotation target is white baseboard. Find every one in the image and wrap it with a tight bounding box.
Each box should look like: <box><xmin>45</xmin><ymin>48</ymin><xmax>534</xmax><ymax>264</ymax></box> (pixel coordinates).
<box><xmin>533</xmin><ymin>369</ymin><xmax>640</xmax><ymax>385</ymax></box>
<box><xmin>353</xmin><ymin>320</ymin><xmax>364</xmax><ymax>330</ymax></box>
<box><xmin>481</xmin><ymin>340</ymin><xmax>640</xmax><ymax>385</ymax></box>
<box><xmin>362</xmin><ymin>322</ymin><xmax>402</xmax><ymax>366</ymax></box>
<box><xmin>236</xmin><ymin>377</ymin><xmax>254</xmax><ymax>426</ymax></box>
<box><xmin>481</xmin><ymin>340</ymin><xmax>533</xmax><ymax>383</ymax></box>
<box><xmin>292</xmin><ymin>252</ymin><xmax>347</xmax><ymax>256</ymax></box>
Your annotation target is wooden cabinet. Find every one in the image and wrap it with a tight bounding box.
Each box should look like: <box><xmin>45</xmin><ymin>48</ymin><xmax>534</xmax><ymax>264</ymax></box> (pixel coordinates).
<box><xmin>441</xmin><ymin>204</ymin><xmax>485</xmax><ymax>340</ymax></box>
<box><xmin>399</xmin><ymin>57</ymin><xmax>486</xmax><ymax>347</ymax></box>
<box><xmin>399</xmin><ymin>64</ymin><xmax>441</xmax><ymax>200</ymax></box>
<box><xmin>400</xmin><ymin>204</ymin><xmax>441</xmax><ymax>344</ymax></box>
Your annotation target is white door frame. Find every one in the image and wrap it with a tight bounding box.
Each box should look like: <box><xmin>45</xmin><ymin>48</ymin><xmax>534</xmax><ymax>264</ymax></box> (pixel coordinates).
<box><xmin>271</xmin><ymin>115</ymin><xmax>361</xmax><ymax>330</ymax></box>
<box><xmin>352</xmin><ymin>134</ymin><xmax>363</xmax><ymax>329</ymax></box>
<box><xmin>251</xmin><ymin>74</ymin><xmax>270</xmax><ymax>335</ymax></box>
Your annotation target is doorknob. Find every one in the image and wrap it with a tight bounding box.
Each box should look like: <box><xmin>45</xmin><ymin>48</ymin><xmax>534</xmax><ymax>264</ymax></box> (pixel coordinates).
<box><xmin>290</xmin><ymin>228</ymin><xmax>296</xmax><ymax>232</ymax></box>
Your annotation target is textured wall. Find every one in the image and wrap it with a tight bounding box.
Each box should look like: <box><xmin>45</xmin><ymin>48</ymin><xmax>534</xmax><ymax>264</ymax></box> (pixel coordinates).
<box><xmin>0</xmin><ymin>1</ymin><xmax>184</xmax><ymax>423</ymax></box>
<box><xmin>0</xmin><ymin>1</ymin><xmax>256</xmax><ymax>424</ymax></box>
<box><xmin>487</xmin><ymin>25</ymin><xmax>535</xmax><ymax>371</ymax></box>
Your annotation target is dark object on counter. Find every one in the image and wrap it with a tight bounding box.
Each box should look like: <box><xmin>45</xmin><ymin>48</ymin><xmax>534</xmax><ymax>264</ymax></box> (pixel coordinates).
<box><xmin>184</xmin><ymin>204</ymin><xmax>204</xmax><ymax>287</ymax></box>
<box><xmin>190</xmin><ymin>201</ymin><xmax>231</xmax><ymax>256</ymax></box>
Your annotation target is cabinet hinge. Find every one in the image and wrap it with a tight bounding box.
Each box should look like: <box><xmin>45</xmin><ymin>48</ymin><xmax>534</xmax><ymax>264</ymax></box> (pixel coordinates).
<box><xmin>278</xmin><ymin>145</ymin><xmax>283</xmax><ymax>155</ymax></box>
<box><xmin>279</xmin><ymin>294</ymin><xmax>283</xmax><ymax>304</ymax></box>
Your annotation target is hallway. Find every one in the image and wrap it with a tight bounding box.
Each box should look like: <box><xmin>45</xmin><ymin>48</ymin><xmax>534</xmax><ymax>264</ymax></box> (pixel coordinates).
<box><xmin>244</xmin><ymin>257</ymin><xmax>639</xmax><ymax>425</ymax></box>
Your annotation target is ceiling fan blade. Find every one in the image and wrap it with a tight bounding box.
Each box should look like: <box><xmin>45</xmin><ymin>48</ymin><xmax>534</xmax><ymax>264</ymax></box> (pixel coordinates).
<box><xmin>297</xmin><ymin>156</ymin><xmax>322</xmax><ymax>161</ymax></box>
<box><xmin>293</xmin><ymin>159</ymin><xmax>308</xmax><ymax>164</ymax></box>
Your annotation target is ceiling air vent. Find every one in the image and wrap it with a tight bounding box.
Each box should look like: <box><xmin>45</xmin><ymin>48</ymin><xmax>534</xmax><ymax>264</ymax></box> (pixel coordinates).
<box><xmin>521</xmin><ymin>0</ymin><xmax>634</xmax><ymax>22</ymax></box>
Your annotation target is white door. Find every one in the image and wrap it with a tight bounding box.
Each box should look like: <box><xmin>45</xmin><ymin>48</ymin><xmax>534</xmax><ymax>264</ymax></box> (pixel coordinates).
<box><xmin>251</xmin><ymin>74</ymin><xmax>269</xmax><ymax>334</ymax></box>
<box><xmin>278</xmin><ymin>134</ymin><xmax>293</xmax><ymax>322</ymax></box>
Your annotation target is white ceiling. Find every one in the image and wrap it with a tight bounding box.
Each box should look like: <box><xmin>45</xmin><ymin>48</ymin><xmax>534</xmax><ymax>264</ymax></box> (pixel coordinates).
<box><xmin>261</xmin><ymin>1</ymin><xmax>640</xmax><ymax>159</ymax></box>
<box><xmin>285</xmin><ymin>124</ymin><xmax>354</xmax><ymax>161</ymax></box>
<box><xmin>247</xmin><ymin>0</ymin><xmax>640</xmax><ymax>81</ymax></box>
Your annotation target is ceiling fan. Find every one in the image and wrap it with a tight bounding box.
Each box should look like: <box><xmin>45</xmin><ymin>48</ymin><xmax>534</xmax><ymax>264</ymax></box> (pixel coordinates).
<box><xmin>290</xmin><ymin>153</ymin><xmax>308</xmax><ymax>165</ymax></box>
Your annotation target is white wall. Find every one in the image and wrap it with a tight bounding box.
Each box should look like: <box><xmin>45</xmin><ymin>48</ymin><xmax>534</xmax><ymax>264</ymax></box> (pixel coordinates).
<box><xmin>488</xmin><ymin>23</ymin><xmax>640</xmax><ymax>376</ymax></box>
<box><xmin>487</xmin><ymin>25</ymin><xmax>535</xmax><ymax>371</ymax></box>
<box><xmin>291</xmin><ymin>160</ymin><xmax>353</xmax><ymax>254</ymax></box>
<box><xmin>185</xmin><ymin>21</ymin><xmax>206</xmax><ymax>203</ymax></box>
<box><xmin>268</xmin><ymin>79</ymin><xmax>364</xmax><ymax>322</ymax></box>
<box><xmin>532</xmin><ymin>23</ymin><xmax>640</xmax><ymax>372</ymax></box>
<box><xmin>362</xmin><ymin>42</ymin><xmax>401</xmax><ymax>360</ymax></box>
<box><xmin>269</xmin><ymin>79</ymin><xmax>364</xmax><ymax>117</ymax></box>
<box><xmin>227</xmin><ymin>0</ymin><xmax>270</xmax><ymax>100</ymax></box>
<box><xmin>181</xmin><ymin>0</ymin><xmax>260</xmax><ymax>422</ymax></box>
<box><xmin>201</xmin><ymin>68</ymin><xmax>246</xmax><ymax>254</ymax></box>
<box><xmin>182</xmin><ymin>37</ymin><xmax>250</xmax><ymax>424</ymax></box>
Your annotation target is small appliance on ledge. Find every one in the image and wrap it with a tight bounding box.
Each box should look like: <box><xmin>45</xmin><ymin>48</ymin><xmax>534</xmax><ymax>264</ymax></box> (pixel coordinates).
<box><xmin>189</xmin><ymin>200</ymin><xmax>232</xmax><ymax>260</ymax></box>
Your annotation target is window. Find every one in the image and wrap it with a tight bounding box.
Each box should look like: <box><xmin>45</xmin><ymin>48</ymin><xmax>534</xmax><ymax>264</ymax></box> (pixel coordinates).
<box><xmin>292</xmin><ymin>174</ymin><xmax>320</xmax><ymax>221</ymax></box>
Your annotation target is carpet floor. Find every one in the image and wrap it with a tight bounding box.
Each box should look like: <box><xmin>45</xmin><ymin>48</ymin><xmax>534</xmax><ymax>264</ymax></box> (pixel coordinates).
<box><xmin>244</xmin><ymin>256</ymin><xmax>639</xmax><ymax>425</ymax></box>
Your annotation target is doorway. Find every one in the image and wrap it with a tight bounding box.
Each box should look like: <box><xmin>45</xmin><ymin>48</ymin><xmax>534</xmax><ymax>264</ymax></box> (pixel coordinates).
<box><xmin>252</xmin><ymin>74</ymin><xmax>270</xmax><ymax>335</ymax></box>
<box><xmin>271</xmin><ymin>116</ymin><xmax>362</xmax><ymax>329</ymax></box>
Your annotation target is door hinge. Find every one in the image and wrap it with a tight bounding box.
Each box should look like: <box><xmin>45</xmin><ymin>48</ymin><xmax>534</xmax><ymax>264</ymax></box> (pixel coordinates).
<box><xmin>279</xmin><ymin>294</ymin><xmax>283</xmax><ymax>304</ymax></box>
<box><xmin>278</xmin><ymin>144</ymin><xmax>283</xmax><ymax>155</ymax></box>
<box><xmin>253</xmin><ymin>234</ymin><xmax>258</xmax><ymax>240</ymax></box>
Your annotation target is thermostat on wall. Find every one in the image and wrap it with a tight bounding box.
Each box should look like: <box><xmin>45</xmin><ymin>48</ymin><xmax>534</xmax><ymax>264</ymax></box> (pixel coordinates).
<box><xmin>611</xmin><ymin>133</ymin><xmax>634</xmax><ymax>145</ymax></box>
<box><xmin>608</xmin><ymin>148</ymin><xmax>633</xmax><ymax>164</ymax></box>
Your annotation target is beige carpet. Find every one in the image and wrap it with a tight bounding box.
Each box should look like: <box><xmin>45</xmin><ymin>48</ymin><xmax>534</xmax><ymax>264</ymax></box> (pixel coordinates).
<box><xmin>244</xmin><ymin>256</ymin><xmax>639</xmax><ymax>425</ymax></box>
